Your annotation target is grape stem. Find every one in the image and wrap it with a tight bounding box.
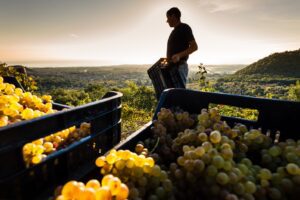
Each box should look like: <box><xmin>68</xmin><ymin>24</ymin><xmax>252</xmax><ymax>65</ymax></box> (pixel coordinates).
<box><xmin>150</xmin><ymin>137</ymin><xmax>160</xmax><ymax>154</ymax></box>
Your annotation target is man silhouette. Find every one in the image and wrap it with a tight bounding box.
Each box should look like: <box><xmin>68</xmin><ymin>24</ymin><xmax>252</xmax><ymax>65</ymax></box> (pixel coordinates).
<box><xmin>166</xmin><ymin>7</ymin><xmax>198</xmax><ymax>86</ymax></box>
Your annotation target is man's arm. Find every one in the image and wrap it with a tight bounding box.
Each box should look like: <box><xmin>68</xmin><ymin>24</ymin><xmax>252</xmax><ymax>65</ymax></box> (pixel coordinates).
<box><xmin>172</xmin><ymin>40</ymin><xmax>198</xmax><ymax>63</ymax></box>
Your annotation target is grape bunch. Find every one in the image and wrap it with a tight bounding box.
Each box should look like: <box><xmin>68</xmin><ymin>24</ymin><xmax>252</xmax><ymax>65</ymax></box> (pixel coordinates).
<box><xmin>148</xmin><ymin>107</ymin><xmax>300</xmax><ymax>200</ymax></box>
<box><xmin>153</xmin><ymin>108</ymin><xmax>195</xmax><ymax>138</ymax></box>
<box><xmin>0</xmin><ymin>76</ymin><xmax>55</xmax><ymax>127</ymax></box>
<box><xmin>148</xmin><ymin>108</ymin><xmax>195</xmax><ymax>165</ymax></box>
<box><xmin>95</xmin><ymin>149</ymin><xmax>174</xmax><ymax>200</ymax></box>
<box><xmin>22</xmin><ymin>122</ymin><xmax>91</xmax><ymax>166</ymax></box>
<box><xmin>55</xmin><ymin>174</ymin><xmax>129</xmax><ymax>200</ymax></box>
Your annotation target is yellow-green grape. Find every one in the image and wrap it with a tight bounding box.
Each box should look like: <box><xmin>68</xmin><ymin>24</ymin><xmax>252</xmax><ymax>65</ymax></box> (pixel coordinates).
<box><xmin>286</xmin><ymin>163</ymin><xmax>299</xmax><ymax>175</ymax></box>
<box><xmin>124</xmin><ymin>157</ymin><xmax>134</xmax><ymax>168</ymax></box>
<box><xmin>95</xmin><ymin>186</ymin><xmax>112</xmax><ymax>200</ymax></box>
<box><xmin>106</xmin><ymin>152</ymin><xmax>117</xmax><ymax>165</ymax></box>
<box><xmin>42</xmin><ymin>95</ymin><xmax>52</xmax><ymax>102</ymax></box>
<box><xmin>259</xmin><ymin>168</ymin><xmax>272</xmax><ymax>180</ymax></box>
<box><xmin>86</xmin><ymin>179</ymin><xmax>101</xmax><ymax>190</ymax></box>
<box><xmin>210</xmin><ymin>130</ymin><xmax>222</xmax><ymax>144</ymax></box>
<box><xmin>21</xmin><ymin>108</ymin><xmax>34</xmax><ymax>120</ymax></box>
<box><xmin>216</xmin><ymin>172</ymin><xmax>229</xmax><ymax>185</ymax></box>
<box><xmin>101</xmin><ymin>174</ymin><xmax>114</xmax><ymax>187</ymax></box>
<box><xmin>244</xmin><ymin>181</ymin><xmax>257</xmax><ymax>194</ymax></box>
<box><xmin>78</xmin><ymin>187</ymin><xmax>96</xmax><ymax>200</ymax></box>
<box><xmin>31</xmin><ymin>154</ymin><xmax>44</xmax><ymax>164</ymax></box>
<box><xmin>115</xmin><ymin>183</ymin><xmax>129</xmax><ymax>200</ymax></box>
<box><xmin>107</xmin><ymin>177</ymin><xmax>121</xmax><ymax>196</ymax></box>
<box><xmin>194</xmin><ymin>146</ymin><xmax>205</xmax><ymax>157</ymax></box>
<box><xmin>0</xmin><ymin>115</ymin><xmax>9</xmax><ymax>127</ymax></box>
<box><xmin>95</xmin><ymin>156</ymin><xmax>106</xmax><ymax>167</ymax></box>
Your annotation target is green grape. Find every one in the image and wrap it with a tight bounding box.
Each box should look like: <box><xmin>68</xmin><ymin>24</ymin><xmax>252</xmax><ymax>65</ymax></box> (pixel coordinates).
<box><xmin>238</xmin><ymin>163</ymin><xmax>249</xmax><ymax>175</ymax></box>
<box><xmin>221</xmin><ymin>148</ymin><xmax>233</xmax><ymax>160</ymax></box>
<box><xmin>233</xmin><ymin>182</ymin><xmax>245</xmax><ymax>195</ymax></box>
<box><xmin>138</xmin><ymin>176</ymin><xmax>148</xmax><ymax>187</ymax></box>
<box><xmin>225</xmin><ymin>194</ymin><xmax>239</xmax><ymax>200</ymax></box>
<box><xmin>186</xmin><ymin>171</ymin><xmax>196</xmax><ymax>183</ymax></box>
<box><xmin>228</xmin><ymin>172</ymin><xmax>238</xmax><ymax>184</ymax></box>
<box><xmin>184</xmin><ymin>159</ymin><xmax>194</xmax><ymax>172</ymax></box>
<box><xmin>182</xmin><ymin>145</ymin><xmax>191</xmax><ymax>153</ymax></box>
<box><xmin>241</xmin><ymin>158</ymin><xmax>252</xmax><ymax>167</ymax></box>
<box><xmin>268</xmin><ymin>187</ymin><xmax>282</xmax><ymax>200</ymax></box>
<box><xmin>271</xmin><ymin>173</ymin><xmax>282</xmax><ymax>186</ymax></box>
<box><xmin>202</xmin><ymin>141</ymin><xmax>213</xmax><ymax>152</ymax></box>
<box><xmin>259</xmin><ymin>168</ymin><xmax>272</xmax><ymax>180</ymax></box>
<box><xmin>223</xmin><ymin>161</ymin><xmax>232</xmax><ymax>171</ymax></box>
<box><xmin>174</xmin><ymin>169</ymin><xmax>184</xmax><ymax>179</ymax></box>
<box><xmin>244</xmin><ymin>181</ymin><xmax>256</xmax><ymax>194</ymax></box>
<box><xmin>151</xmin><ymin>165</ymin><xmax>161</xmax><ymax>177</ymax></box>
<box><xmin>261</xmin><ymin>153</ymin><xmax>272</xmax><ymax>164</ymax></box>
<box><xmin>221</xmin><ymin>143</ymin><xmax>232</xmax><ymax>150</ymax></box>
<box><xmin>202</xmin><ymin>153</ymin><xmax>212</xmax><ymax>165</ymax></box>
<box><xmin>286</xmin><ymin>152</ymin><xmax>298</xmax><ymax>163</ymax></box>
<box><xmin>194</xmin><ymin>146</ymin><xmax>205</xmax><ymax>157</ymax></box>
<box><xmin>212</xmin><ymin>155</ymin><xmax>225</xmax><ymax>169</ymax></box>
<box><xmin>159</xmin><ymin>170</ymin><xmax>168</xmax><ymax>181</ymax></box>
<box><xmin>155</xmin><ymin>186</ymin><xmax>165</xmax><ymax>199</ymax></box>
<box><xmin>206</xmin><ymin>165</ymin><xmax>218</xmax><ymax>177</ymax></box>
<box><xmin>177</xmin><ymin>156</ymin><xmax>185</xmax><ymax>166</ymax></box>
<box><xmin>198</xmin><ymin>132</ymin><xmax>208</xmax><ymax>142</ymax></box>
<box><xmin>280</xmin><ymin>178</ymin><xmax>294</xmax><ymax>193</ymax></box>
<box><xmin>210</xmin><ymin>130</ymin><xmax>222</xmax><ymax>144</ymax></box>
<box><xmin>129</xmin><ymin>187</ymin><xmax>139</xmax><ymax>199</ymax></box>
<box><xmin>232</xmin><ymin>168</ymin><xmax>243</xmax><ymax>181</ymax></box>
<box><xmin>216</xmin><ymin>172</ymin><xmax>229</xmax><ymax>185</ymax></box>
<box><xmin>194</xmin><ymin>159</ymin><xmax>205</xmax><ymax>172</ymax></box>
<box><xmin>208</xmin><ymin>149</ymin><xmax>219</xmax><ymax>157</ymax></box>
<box><xmin>260</xmin><ymin>179</ymin><xmax>270</xmax><ymax>187</ymax></box>
<box><xmin>162</xmin><ymin>179</ymin><xmax>172</xmax><ymax>192</ymax></box>
<box><xmin>268</xmin><ymin>146</ymin><xmax>282</xmax><ymax>157</ymax></box>
<box><xmin>242</xmin><ymin>193</ymin><xmax>255</xmax><ymax>200</ymax></box>
<box><xmin>286</xmin><ymin>163</ymin><xmax>299</xmax><ymax>175</ymax></box>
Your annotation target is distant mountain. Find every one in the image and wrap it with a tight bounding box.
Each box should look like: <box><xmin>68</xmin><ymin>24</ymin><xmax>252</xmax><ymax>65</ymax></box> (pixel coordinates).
<box><xmin>235</xmin><ymin>49</ymin><xmax>300</xmax><ymax>77</ymax></box>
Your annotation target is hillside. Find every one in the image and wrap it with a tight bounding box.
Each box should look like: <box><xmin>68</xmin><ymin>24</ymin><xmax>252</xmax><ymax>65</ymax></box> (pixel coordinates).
<box><xmin>235</xmin><ymin>49</ymin><xmax>300</xmax><ymax>77</ymax></box>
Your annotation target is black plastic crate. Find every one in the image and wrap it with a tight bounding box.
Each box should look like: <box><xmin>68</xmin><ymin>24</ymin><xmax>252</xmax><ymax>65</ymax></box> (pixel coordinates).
<box><xmin>42</xmin><ymin>88</ymin><xmax>300</xmax><ymax>200</ymax></box>
<box><xmin>106</xmin><ymin>88</ymin><xmax>300</xmax><ymax>155</ymax></box>
<box><xmin>147</xmin><ymin>58</ymin><xmax>185</xmax><ymax>99</ymax></box>
<box><xmin>0</xmin><ymin>91</ymin><xmax>122</xmax><ymax>200</ymax></box>
<box><xmin>153</xmin><ymin>88</ymin><xmax>300</xmax><ymax>139</ymax></box>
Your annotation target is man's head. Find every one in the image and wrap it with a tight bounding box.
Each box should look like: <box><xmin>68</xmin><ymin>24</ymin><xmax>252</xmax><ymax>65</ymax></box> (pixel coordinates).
<box><xmin>166</xmin><ymin>7</ymin><xmax>181</xmax><ymax>27</ymax></box>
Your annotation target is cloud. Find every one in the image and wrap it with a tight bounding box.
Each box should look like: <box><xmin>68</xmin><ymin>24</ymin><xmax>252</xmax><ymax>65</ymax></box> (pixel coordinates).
<box><xmin>197</xmin><ymin>0</ymin><xmax>300</xmax><ymax>18</ymax></box>
<box><xmin>198</xmin><ymin>0</ymin><xmax>257</xmax><ymax>13</ymax></box>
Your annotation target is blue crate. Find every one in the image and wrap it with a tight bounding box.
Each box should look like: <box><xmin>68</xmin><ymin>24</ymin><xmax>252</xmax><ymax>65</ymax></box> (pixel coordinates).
<box><xmin>0</xmin><ymin>91</ymin><xmax>122</xmax><ymax>200</ymax></box>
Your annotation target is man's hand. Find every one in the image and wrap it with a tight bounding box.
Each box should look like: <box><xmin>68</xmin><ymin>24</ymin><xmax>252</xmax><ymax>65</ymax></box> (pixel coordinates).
<box><xmin>171</xmin><ymin>54</ymin><xmax>180</xmax><ymax>63</ymax></box>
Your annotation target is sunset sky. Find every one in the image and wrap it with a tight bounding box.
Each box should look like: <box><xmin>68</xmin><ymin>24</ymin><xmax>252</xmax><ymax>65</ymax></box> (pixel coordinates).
<box><xmin>0</xmin><ymin>0</ymin><xmax>299</xmax><ymax>67</ymax></box>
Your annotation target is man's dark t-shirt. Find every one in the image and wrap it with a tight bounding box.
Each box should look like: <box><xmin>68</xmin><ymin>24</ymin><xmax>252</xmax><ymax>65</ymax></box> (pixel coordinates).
<box><xmin>167</xmin><ymin>23</ymin><xmax>195</xmax><ymax>61</ymax></box>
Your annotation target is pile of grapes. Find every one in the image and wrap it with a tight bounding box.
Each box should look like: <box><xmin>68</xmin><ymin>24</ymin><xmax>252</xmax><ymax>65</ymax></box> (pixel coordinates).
<box><xmin>55</xmin><ymin>174</ymin><xmax>129</xmax><ymax>200</ymax></box>
<box><xmin>0</xmin><ymin>76</ymin><xmax>54</xmax><ymax>126</ymax></box>
<box><xmin>0</xmin><ymin>76</ymin><xmax>91</xmax><ymax>166</ymax></box>
<box><xmin>142</xmin><ymin>107</ymin><xmax>300</xmax><ymax>200</ymax></box>
<box><xmin>22</xmin><ymin>122</ymin><xmax>91</xmax><ymax>166</ymax></box>
<box><xmin>53</xmin><ymin>106</ymin><xmax>300</xmax><ymax>200</ymax></box>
